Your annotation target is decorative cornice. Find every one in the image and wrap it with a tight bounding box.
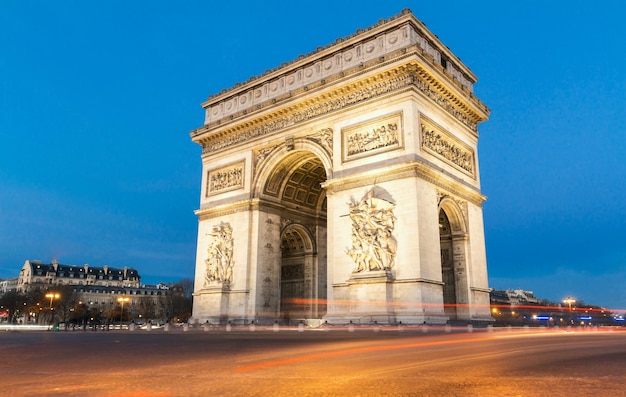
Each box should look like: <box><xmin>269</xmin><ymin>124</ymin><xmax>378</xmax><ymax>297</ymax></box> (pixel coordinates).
<box><xmin>322</xmin><ymin>159</ymin><xmax>485</xmax><ymax>207</ymax></box>
<box><xmin>195</xmin><ymin>199</ymin><xmax>258</xmax><ymax>221</ymax></box>
<box><xmin>194</xmin><ymin>63</ymin><xmax>483</xmax><ymax>156</ymax></box>
<box><xmin>195</xmin><ymin>67</ymin><xmax>415</xmax><ymax>153</ymax></box>
<box><xmin>196</xmin><ymin>198</ymin><xmax>327</xmax><ymax>221</ymax></box>
<box><xmin>393</xmin><ymin>277</ymin><xmax>444</xmax><ymax>286</ymax></box>
<box><xmin>470</xmin><ymin>287</ymin><xmax>492</xmax><ymax>293</ymax></box>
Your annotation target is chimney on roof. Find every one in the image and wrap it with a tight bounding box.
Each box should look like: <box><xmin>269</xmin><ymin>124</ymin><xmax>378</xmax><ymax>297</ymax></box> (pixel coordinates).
<box><xmin>52</xmin><ymin>259</ymin><xmax>59</xmax><ymax>271</ymax></box>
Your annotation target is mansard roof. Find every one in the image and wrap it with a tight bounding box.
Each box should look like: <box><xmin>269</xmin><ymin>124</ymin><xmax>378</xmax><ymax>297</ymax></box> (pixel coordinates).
<box><xmin>25</xmin><ymin>260</ymin><xmax>140</xmax><ymax>279</ymax></box>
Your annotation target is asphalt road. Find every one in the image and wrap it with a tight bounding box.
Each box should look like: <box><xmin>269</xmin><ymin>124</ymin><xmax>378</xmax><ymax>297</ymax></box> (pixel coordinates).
<box><xmin>1</xmin><ymin>326</ymin><xmax>625</xmax><ymax>396</ymax></box>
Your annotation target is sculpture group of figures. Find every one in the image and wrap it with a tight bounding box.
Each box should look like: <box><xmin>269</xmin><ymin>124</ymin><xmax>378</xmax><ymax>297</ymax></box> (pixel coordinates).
<box><xmin>204</xmin><ymin>222</ymin><xmax>234</xmax><ymax>285</ymax></box>
<box><xmin>347</xmin><ymin>192</ymin><xmax>398</xmax><ymax>272</ymax></box>
<box><xmin>346</xmin><ymin>122</ymin><xmax>399</xmax><ymax>156</ymax></box>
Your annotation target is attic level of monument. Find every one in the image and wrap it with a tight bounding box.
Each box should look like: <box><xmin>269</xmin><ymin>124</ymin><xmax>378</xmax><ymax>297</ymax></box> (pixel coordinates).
<box><xmin>190</xmin><ymin>10</ymin><xmax>489</xmax><ymax>151</ymax></box>
<box><xmin>192</xmin><ymin>64</ymin><xmax>488</xmax><ymax>157</ymax></box>
<box><xmin>202</xmin><ymin>9</ymin><xmax>479</xmax><ymax>104</ymax></box>
<box><xmin>189</xmin><ymin>9</ymin><xmax>493</xmax><ymax>326</ymax></box>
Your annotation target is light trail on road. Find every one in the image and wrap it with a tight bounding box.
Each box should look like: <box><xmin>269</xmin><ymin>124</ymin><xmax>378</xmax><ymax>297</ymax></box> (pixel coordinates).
<box><xmin>237</xmin><ymin>334</ymin><xmax>494</xmax><ymax>372</ymax></box>
<box><xmin>2</xmin><ymin>328</ymin><xmax>625</xmax><ymax>396</ymax></box>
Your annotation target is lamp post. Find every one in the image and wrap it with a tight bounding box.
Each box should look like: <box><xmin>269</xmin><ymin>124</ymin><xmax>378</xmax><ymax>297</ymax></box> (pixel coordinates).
<box><xmin>117</xmin><ymin>297</ymin><xmax>129</xmax><ymax>328</ymax></box>
<box><xmin>45</xmin><ymin>293</ymin><xmax>60</xmax><ymax>327</ymax></box>
<box><xmin>563</xmin><ymin>297</ymin><xmax>576</xmax><ymax>325</ymax></box>
<box><xmin>46</xmin><ymin>293</ymin><xmax>60</xmax><ymax>309</ymax></box>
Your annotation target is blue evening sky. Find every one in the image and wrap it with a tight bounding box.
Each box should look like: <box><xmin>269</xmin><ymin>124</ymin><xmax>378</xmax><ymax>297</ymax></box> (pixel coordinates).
<box><xmin>1</xmin><ymin>2</ymin><xmax>625</xmax><ymax>309</ymax></box>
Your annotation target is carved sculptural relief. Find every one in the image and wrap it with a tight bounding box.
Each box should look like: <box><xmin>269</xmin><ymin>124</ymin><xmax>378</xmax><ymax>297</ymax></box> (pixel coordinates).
<box><xmin>342</xmin><ymin>113</ymin><xmax>403</xmax><ymax>162</ymax></box>
<box><xmin>206</xmin><ymin>162</ymin><xmax>245</xmax><ymax>196</ymax></box>
<box><xmin>346</xmin><ymin>190</ymin><xmax>398</xmax><ymax>272</ymax></box>
<box><xmin>204</xmin><ymin>222</ymin><xmax>234</xmax><ymax>285</ymax></box>
<box><xmin>421</xmin><ymin>119</ymin><xmax>475</xmax><ymax>177</ymax></box>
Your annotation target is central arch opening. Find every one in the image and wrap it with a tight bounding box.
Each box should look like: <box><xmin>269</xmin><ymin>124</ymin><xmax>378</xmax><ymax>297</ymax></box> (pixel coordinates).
<box><xmin>262</xmin><ymin>151</ymin><xmax>328</xmax><ymax>322</ymax></box>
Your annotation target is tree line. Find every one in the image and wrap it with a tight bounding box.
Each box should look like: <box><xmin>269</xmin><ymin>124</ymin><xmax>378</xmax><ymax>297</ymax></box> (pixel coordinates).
<box><xmin>0</xmin><ymin>279</ymin><xmax>193</xmax><ymax>326</ymax></box>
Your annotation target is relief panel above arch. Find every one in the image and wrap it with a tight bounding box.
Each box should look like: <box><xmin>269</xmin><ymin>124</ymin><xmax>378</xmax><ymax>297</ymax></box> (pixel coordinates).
<box><xmin>341</xmin><ymin>112</ymin><xmax>404</xmax><ymax>163</ymax></box>
<box><xmin>205</xmin><ymin>160</ymin><xmax>246</xmax><ymax>197</ymax></box>
<box><xmin>420</xmin><ymin>115</ymin><xmax>475</xmax><ymax>179</ymax></box>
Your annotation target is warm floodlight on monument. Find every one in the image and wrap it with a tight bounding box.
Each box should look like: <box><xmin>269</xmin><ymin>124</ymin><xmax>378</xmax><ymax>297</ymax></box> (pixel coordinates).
<box><xmin>188</xmin><ymin>9</ymin><xmax>492</xmax><ymax>326</ymax></box>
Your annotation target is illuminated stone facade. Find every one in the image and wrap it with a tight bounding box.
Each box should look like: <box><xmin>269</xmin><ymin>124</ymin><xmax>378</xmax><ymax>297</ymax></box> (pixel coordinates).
<box><xmin>14</xmin><ymin>260</ymin><xmax>174</xmax><ymax>323</ymax></box>
<box><xmin>18</xmin><ymin>260</ymin><xmax>141</xmax><ymax>290</ymax></box>
<box><xmin>190</xmin><ymin>9</ymin><xmax>492</xmax><ymax>325</ymax></box>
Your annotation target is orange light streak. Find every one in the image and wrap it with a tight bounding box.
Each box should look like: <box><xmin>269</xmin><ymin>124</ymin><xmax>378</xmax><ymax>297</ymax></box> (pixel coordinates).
<box><xmin>104</xmin><ymin>390</ymin><xmax>173</xmax><ymax>397</ymax></box>
<box><xmin>237</xmin><ymin>335</ymin><xmax>493</xmax><ymax>372</ymax></box>
<box><xmin>286</xmin><ymin>298</ymin><xmax>626</xmax><ymax>314</ymax></box>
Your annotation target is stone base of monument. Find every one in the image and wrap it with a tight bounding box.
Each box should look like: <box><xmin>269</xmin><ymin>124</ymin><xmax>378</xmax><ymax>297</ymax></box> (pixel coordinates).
<box><xmin>189</xmin><ymin>283</ymin><xmax>232</xmax><ymax>325</ymax></box>
<box><xmin>323</xmin><ymin>270</ymin><xmax>397</xmax><ymax>325</ymax></box>
<box><xmin>323</xmin><ymin>270</ymin><xmax>456</xmax><ymax>326</ymax></box>
<box><xmin>347</xmin><ymin>270</ymin><xmax>394</xmax><ymax>315</ymax></box>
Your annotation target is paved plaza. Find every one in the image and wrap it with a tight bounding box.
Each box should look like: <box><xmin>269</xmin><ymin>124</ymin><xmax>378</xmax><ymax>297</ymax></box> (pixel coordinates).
<box><xmin>2</xmin><ymin>326</ymin><xmax>625</xmax><ymax>396</ymax></box>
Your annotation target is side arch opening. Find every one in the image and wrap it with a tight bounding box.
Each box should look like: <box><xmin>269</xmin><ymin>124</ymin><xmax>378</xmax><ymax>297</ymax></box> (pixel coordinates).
<box><xmin>438</xmin><ymin>198</ymin><xmax>468</xmax><ymax>321</ymax></box>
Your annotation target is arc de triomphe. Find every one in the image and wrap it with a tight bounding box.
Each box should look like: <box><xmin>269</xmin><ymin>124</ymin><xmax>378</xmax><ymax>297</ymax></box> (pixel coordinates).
<box><xmin>189</xmin><ymin>9</ymin><xmax>492</xmax><ymax>325</ymax></box>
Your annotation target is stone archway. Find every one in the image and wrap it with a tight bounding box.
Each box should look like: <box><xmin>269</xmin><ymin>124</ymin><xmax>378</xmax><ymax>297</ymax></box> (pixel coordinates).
<box><xmin>260</xmin><ymin>150</ymin><xmax>328</xmax><ymax>322</ymax></box>
<box><xmin>261</xmin><ymin>152</ymin><xmax>328</xmax><ymax>214</ymax></box>
<box><xmin>439</xmin><ymin>209</ymin><xmax>456</xmax><ymax>319</ymax></box>
<box><xmin>190</xmin><ymin>11</ymin><xmax>493</xmax><ymax>326</ymax></box>
<box><xmin>438</xmin><ymin>197</ymin><xmax>470</xmax><ymax>322</ymax></box>
<box><xmin>280</xmin><ymin>225</ymin><xmax>313</xmax><ymax>323</ymax></box>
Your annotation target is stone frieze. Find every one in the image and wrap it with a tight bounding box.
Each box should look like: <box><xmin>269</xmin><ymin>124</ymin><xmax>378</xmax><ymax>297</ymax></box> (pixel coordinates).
<box><xmin>421</xmin><ymin>119</ymin><xmax>474</xmax><ymax>177</ymax></box>
<box><xmin>206</xmin><ymin>161</ymin><xmax>245</xmax><ymax>196</ymax></box>
<box><xmin>343</xmin><ymin>113</ymin><xmax>402</xmax><ymax>161</ymax></box>
<box><xmin>199</xmin><ymin>67</ymin><xmax>479</xmax><ymax>155</ymax></box>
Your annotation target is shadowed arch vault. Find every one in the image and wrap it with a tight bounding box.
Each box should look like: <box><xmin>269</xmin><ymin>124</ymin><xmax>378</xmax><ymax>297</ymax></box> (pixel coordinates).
<box><xmin>262</xmin><ymin>151</ymin><xmax>327</xmax><ymax>212</ymax></box>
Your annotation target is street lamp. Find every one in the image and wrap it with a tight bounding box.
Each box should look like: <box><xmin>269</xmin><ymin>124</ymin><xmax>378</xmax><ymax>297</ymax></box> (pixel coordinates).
<box><xmin>45</xmin><ymin>293</ymin><xmax>60</xmax><ymax>309</ymax></box>
<box><xmin>45</xmin><ymin>293</ymin><xmax>60</xmax><ymax>327</ymax></box>
<box><xmin>563</xmin><ymin>297</ymin><xmax>576</xmax><ymax>325</ymax></box>
<box><xmin>117</xmin><ymin>297</ymin><xmax>129</xmax><ymax>327</ymax></box>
